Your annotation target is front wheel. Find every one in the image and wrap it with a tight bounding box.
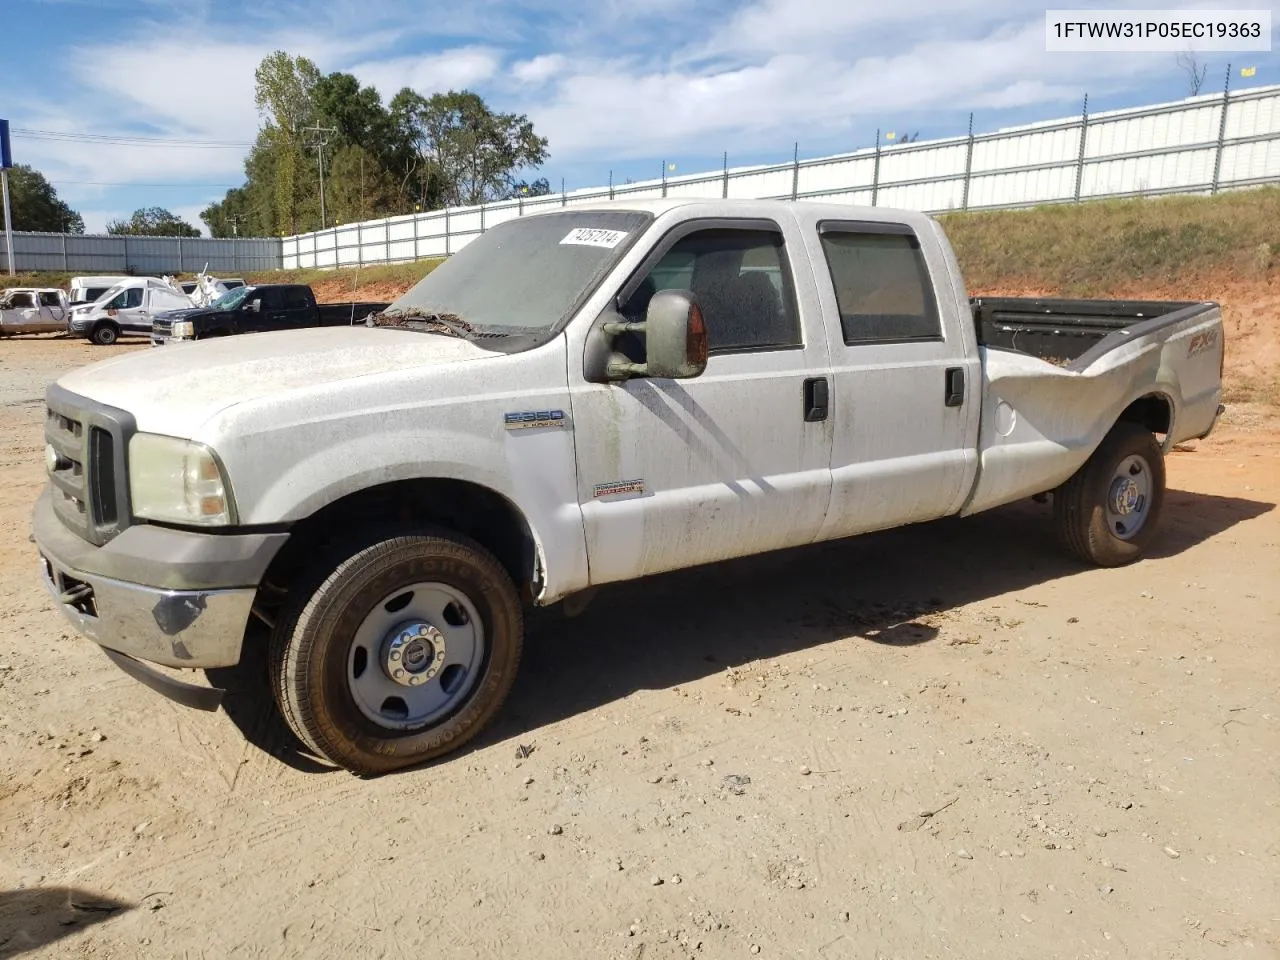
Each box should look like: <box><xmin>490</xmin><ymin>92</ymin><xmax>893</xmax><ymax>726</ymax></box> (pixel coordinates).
<box><xmin>269</xmin><ymin>530</ymin><xmax>523</xmax><ymax>775</ymax></box>
<box><xmin>1054</xmin><ymin>421</ymin><xmax>1166</xmax><ymax>567</ymax></box>
<box><xmin>90</xmin><ymin>322</ymin><xmax>119</xmax><ymax>346</ymax></box>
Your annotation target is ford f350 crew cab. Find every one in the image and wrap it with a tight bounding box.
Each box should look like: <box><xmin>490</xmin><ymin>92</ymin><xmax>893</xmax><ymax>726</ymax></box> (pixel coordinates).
<box><xmin>32</xmin><ymin>200</ymin><xmax>1226</xmax><ymax>775</ymax></box>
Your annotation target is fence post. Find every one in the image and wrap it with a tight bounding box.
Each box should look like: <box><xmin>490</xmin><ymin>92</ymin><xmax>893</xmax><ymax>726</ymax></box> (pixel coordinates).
<box><xmin>609</xmin><ymin>170</ymin><xmax>614</xmax><ymax>200</ymax></box>
<box><xmin>961</xmin><ymin>112</ymin><xmax>975</xmax><ymax>210</ymax></box>
<box><xmin>122</xmin><ymin>236</ymin><xmax>129</xmax><ymax>273</ymax></box>
<box><xmin>791</xmin><ymin>142</ymin><xmax>799</xmax><ymax>200</ymax></box>
<box><xmin>481</xmin><ymin>203</ymin><xmax>486</xmax><ymax>234</ymax></box>
<box><xmin>445</xmin><ymin>207</ymin><xmax>451</xmax><ymax>256</ymax></box>
<box><xmin>661</xmin><ymin>160</ymin><xmax>668</xmax><ymax>198</ymax></box>
<box><xmin>384</xmin><ymin>220</ymin><xmax>391</xmax><ymax>264</ymax></box>
<box><xmin>871</xmin><ymin>129</ymin><xmax>881</xmax><ymax>206</ymax></box>
<box><xmin>722</xmin><ymin>152</ymin><xmax>729</xmax><ymax>199</ymax></box>
<box><xmin>562</xmin><ymin>178</ymin><xmax>566</xmax><ymax>207</ymax></box>
<box><xmin>1073</xmin><ymin>94</ymin><xmax>1089</xmax><ymax>202</ymax></box>
<box><xmin>177</xmin><ymin>236</ymin><xmax>183</xmax><ymax>273</ymax></box>
<box><xmin>1211</xmin><ymin>64</ymin><xmax>1233</xmax><ymax>194</ymax></box>
<box><xmin>357</xmin><ymin>222</ymin><xmax>364</xmax><ymax>266</ymax></box>
<box><xmin>61</xmin><ymin>233</ymin><xmax>68</xmax><ymax>271</ymax></box>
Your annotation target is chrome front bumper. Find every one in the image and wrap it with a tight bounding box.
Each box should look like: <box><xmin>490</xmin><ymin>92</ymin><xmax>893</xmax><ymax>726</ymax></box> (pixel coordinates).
<box><xmin>38</xmin><ymin>552</ymin><xmax>255</xmax><ymax>669</ymax></box>
<box><xmin>32</xmin><ymin>487</ymin><xmax>287</xmax><ymax>675</ymax></box>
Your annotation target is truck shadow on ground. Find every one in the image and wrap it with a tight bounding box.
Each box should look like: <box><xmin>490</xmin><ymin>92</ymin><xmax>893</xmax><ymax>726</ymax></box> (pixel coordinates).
<box><xmin>209</xmin><ymin>488</ymin><xmax>1272</xmax><ymax>773</ymax></box>
<box><xmin>0</xmin><ymin>887</ymin><xmax>132</xmax><ymax>959</ymax></box>
<box><xmin>490</xmin><ymin>489</ymin><xmax>1274</xmax><ymax>748</ymax></box>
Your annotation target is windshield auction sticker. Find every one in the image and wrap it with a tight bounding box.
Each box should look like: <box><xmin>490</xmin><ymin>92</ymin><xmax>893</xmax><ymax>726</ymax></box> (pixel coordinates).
<box><xmin>560</xmin><ymin>227</ymin><xmax>629</xmax><ymax>248</ymax></box>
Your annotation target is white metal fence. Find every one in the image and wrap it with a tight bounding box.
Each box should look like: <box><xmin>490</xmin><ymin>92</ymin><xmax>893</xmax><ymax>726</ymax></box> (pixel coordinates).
<box><xmin>283</xmin><ymin>83</ymin><xmax>1280</xmax><ymax>270</ymax></box>
<box><xmin>0</xmin><ymin>232</ymin><xmax>281</xmax><ymax>274</ymax></box>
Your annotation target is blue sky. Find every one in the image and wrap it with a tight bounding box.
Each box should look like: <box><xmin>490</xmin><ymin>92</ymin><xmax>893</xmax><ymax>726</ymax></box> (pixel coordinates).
<box><xmin>6</xmin><ymin>0</ymin><xmax>1277</xmax><ymax>234</ymax></box>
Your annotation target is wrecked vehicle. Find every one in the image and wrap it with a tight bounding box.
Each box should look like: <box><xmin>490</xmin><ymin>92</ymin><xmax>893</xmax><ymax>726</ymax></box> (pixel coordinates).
<box><xmin>32</xmin><ymin>199</ymin><xmax>1224</xmax><ymax>774</ymax></box>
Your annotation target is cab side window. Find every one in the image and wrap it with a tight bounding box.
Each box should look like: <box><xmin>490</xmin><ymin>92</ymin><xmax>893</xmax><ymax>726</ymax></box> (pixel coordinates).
<box><xmin>819</xmin><ymin>228</ymin><xmax>941</xmax><ymax>343</ymax></box>
<box><xmin>622</xmin><ymin>228</ymin><xmax>801</xmax><ymax>354</ymax></box>
<box><xmin>109</xmin><ymin>288</ymin><xmax>143</xmax><ymax>309</ymax></box>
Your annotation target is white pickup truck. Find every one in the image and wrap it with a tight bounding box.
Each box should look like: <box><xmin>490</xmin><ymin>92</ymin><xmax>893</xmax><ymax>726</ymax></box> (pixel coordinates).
<box><xmin>1</xmin><ymin>288</ymin><xmax>70</xmax><ymax>336</ymax></box>
<box><xmin>32</xmin><ymin>200</ymin><xmax>1225</xmax><ymax>775</ymax></box>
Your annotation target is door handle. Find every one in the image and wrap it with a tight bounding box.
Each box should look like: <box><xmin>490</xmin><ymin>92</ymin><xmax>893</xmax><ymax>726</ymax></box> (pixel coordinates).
<box><xmin>803</xmin><ymin>377</ymin><xmax>828</xmax><ymax>422</ymax></box>
<box><xmin>945</xmin><ymin>367</ymin><xmax>965</xmax><ymax>407</ymax></box>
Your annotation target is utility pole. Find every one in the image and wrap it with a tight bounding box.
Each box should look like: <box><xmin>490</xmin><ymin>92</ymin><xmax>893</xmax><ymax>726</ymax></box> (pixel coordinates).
<box><xmin>303</xmin><ymin>123</ymin><xmax>337</xmax><ymax>229</ymax></box>
<box><xmin>226</xmin><ymin>214</ymin><xmax>244</xmax><ymax>237</ymax></box>
<box><xmin>0</xmin><ymin>119</ymin><xmax>13</xmax><ymax>275</ymax></box>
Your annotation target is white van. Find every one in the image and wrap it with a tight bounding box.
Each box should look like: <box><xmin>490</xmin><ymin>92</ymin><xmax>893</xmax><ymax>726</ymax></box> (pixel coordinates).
<box><xmin>69</xmin><ymin>276</ymin><xmax>133</xmax><ymax>307</ymax></box>
<box><xmin>67</xmin><ymin>278</ymin><xmax>193</xmax><ymax>345</ymax></box>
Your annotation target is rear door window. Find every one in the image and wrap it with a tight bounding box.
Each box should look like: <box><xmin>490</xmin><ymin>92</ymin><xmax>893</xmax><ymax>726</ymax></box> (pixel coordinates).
<box><xmin>818</xmin><ymin>226</ymin><xmax>941</xmax><ymax>343</ymax></box>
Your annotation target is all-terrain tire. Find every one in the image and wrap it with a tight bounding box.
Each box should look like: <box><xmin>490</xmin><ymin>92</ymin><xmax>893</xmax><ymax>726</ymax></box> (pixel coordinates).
<box><xmin>1054</xmin><ymin>421</ymin><xmax>1166</xmax><ymax>567</ymax></box>
<box><xmin>268</xmin><ymin>529</ymin><xmax>523</xmax><ymax>775</ymax></box>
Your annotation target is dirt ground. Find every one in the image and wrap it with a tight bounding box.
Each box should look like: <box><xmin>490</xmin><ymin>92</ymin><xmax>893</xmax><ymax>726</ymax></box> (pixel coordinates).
<box><xmin>1</xmin><ymin>335</ymin><xmax>1278</xmax><ymax>960</ymax></box>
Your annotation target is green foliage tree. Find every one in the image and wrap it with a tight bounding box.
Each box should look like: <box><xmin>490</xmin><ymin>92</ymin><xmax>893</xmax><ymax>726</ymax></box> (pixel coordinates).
<box><xmin>106</xmin><ymin>206</ymin><xmax>201</xmax><ymax>237</ymax></box>
<box><xmin>2</xmin><ymin>164</ymin><xmax>84</xmax><ymax>233</ymax></box>
<box><xmin>392</xmin><ymin>90</ymin><xmax>550</xmax><ymax>206</ymax></box>
<box><xmin>254</xmin><ymin>50</ymin><xmax>321</xmax><ymax>234</ymax></box>
<box><xmin>204</xmin><ymin>53</ymin><xmax>552</xmax><ymax>237</ymax></box>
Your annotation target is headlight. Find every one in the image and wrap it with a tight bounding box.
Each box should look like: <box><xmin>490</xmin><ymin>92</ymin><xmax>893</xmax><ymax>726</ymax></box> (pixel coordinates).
<box><xmin>128</xmin><ymin>433</ymin><xmax>235</xmax><ymax>526</ymax></box>
<box><xmin>171</xmin><ymin>320</ymin><xmax>194</xmax><ymax>338</ymax></box>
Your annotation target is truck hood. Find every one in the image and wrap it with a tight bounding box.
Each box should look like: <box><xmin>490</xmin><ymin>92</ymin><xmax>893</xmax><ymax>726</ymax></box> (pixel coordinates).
<box><xmin>56</xmin><ymin>326</ymin><xmax>502</xmax><ymax>435</ymax></box>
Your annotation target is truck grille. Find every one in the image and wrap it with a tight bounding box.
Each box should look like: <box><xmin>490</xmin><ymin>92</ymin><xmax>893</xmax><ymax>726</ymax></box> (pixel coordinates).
<box><xmin>45</xmin><ymin>385</ymin><xmax>136</xmax><ymax>546</ymax></box>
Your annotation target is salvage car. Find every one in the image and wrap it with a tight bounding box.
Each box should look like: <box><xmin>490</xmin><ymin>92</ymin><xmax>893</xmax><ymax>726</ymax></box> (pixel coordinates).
<box><xmin>32</xmin><ymin>200</ymin><xmax>1225</xmax><ymax>774</ymax></box>
<box><xmin>0</xmin><ymin>288</ymin><xmax>69</xmax><ymax>336</ymax></box>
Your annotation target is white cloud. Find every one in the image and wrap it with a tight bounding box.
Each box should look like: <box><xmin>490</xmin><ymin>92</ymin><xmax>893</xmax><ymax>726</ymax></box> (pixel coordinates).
<box><xmin>511</xmin><ymin>54</ymin><xmax>567</xmax><ymax>86</ymax></box>
<box><xmin>9</xmin><ymin>0</ymin><xmax>1210</xmax><ymax>232</ymax></box>
<box><xmin>349</xmin><ymin>46</ymin><xmax>504</xmax><ymax>97</ymax></box>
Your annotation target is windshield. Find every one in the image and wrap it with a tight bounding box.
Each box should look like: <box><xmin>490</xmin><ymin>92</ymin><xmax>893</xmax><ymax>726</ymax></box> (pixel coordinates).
<box><xmin>210</xmin><ymin>286</ymin><xmax>252</xmax><ymax>310</ymax></box>
<box><xmin>387</xmin><ymin>210</ymin><xmax>653</xmax><ymax>332</ymax></box>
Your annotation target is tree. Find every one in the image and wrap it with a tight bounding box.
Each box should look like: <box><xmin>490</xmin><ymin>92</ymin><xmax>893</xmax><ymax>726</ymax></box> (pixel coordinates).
<box><xmin>254</xmin><ymin>50</ymin><xmax>322</xmax><ymax>234</ymax></box>
<box><xmin>513</xmin><ymin>177</ymin><xmax>552</xmax><ymax>197</ymax></box>
<box><xmin>1176</xmin><ymin>51</ymin><xmax>1209</xmax><ymax>96</ymax></box>
<box><xmin>106</xmin><ymin>207</ymin><xmax>201</xmax><ymax>237</ymax></box>
<box><xmin>1</xmin><ymin>164</ymin><xmax>84</xmax><ymax>233</ymax></box>
<box><xmin>393</xmin><ymin>89</ymin><xmax>550</xmax><ymax>206</ymax></box>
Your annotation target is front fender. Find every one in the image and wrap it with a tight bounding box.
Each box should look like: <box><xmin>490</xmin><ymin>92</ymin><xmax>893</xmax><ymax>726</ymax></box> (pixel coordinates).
<box><xmin>223</xmin><ymin>424</ymin><xmax>589</xmax><ymax>603</ymax></box>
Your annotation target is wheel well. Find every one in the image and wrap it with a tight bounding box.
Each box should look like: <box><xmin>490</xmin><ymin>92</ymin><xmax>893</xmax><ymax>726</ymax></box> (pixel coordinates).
<box><xmin>1118</xmin><ymin>394</ymin><xmax>1171</xmax><ymax>436</ymax></box>
<box><xmin>259</xmin><ymin>479</ymin><xmax>540</xmax><ymax>606</ymax></box>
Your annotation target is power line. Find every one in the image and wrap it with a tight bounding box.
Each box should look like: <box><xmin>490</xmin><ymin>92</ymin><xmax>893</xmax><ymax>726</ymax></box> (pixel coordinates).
<box><xmin>52</xmin><ymin>179</ymin><xmax>240</xmax><ymax>187</ymax></box>
<box><xmin>12</xmin><ymin>128</ymin><xmax>253</xmax><ymax>148</ymax></box>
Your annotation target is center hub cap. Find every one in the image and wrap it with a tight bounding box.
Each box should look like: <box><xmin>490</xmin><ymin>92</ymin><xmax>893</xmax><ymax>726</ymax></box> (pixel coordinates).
<box><xmin>384</xmin><ymin>623</ymin><xmax>447</xmax><ymax>687</ymax></box>
<box><xmin>1111</xmin><ymin>478</ymin><xmax>1140</xmax><ymax>515</ymax></box>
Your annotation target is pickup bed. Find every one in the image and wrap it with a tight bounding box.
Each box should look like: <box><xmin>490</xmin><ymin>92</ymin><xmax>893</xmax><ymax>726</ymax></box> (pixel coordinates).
<box><xmin>31</xmin><ymin>199</ymin><xmax>1225</xmax><ymax>775</ymax></box>
<box><xmin>151</xmin><ymin>283</ymin><xmax>388</xmax><ymax>344</ymax></box>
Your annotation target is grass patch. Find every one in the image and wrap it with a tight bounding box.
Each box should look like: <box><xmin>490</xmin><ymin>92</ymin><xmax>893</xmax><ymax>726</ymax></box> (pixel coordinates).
<box><xmin>940</xmin><ymin>187</ymin><xmax>1280</xmax><ymax>295</ymax></box>
<box><xmin>242</xmin><ymin>260</ymin><xmax>441</xmax><ymax>290</ymax></box>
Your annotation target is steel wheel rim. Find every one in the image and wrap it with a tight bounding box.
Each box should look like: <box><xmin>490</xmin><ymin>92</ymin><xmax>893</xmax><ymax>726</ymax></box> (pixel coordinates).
<box><xmin>346</xmin><ymin>581</ymin><xmax>485</xmax><ymax>731</ymax></box>
<box><xmin>1104</xmin><ymin>453</ymin><xmax>1152</xmax><ymax>540</ymax></box>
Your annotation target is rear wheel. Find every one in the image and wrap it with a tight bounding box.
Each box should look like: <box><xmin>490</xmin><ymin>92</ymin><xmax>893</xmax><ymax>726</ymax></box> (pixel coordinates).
<box><xmin>91</xmin><ymin>322</ymin><xmax>119</xmax><ymax>346</ymax></box>
<box><xmin>269</xmin><ymin>530</ymin><xmax>523</xmax><ymax>775</ymax></box>
<box><xmin>1054</xmin><ymin>421</ymin><xmax>1165</xmax><ymax>566</ymax></box>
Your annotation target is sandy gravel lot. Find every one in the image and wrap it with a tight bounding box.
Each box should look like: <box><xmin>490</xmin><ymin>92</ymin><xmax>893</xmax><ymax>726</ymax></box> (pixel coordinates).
<box><xmin>1</xmin><ymin>335</ymin><xmax>1277</xmax><ymax>960</ymax></box>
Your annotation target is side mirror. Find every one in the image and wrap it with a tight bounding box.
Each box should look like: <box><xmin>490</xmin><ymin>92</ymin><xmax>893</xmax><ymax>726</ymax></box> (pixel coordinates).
<box><xmin>604</xmin><ymin>290</ymin><xmax>708</xmax><ymax>381</ymax></box>
<box><xmin>244</xmin><ymin>300</ymin><xmax>260</xmax><ymax>313</ymax></box>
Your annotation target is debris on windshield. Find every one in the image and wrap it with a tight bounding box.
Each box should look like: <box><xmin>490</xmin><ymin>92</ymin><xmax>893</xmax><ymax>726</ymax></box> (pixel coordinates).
<box><xmin>365</xmin><ymin>307</ymin><xmax>474</xmax><ymax>338</ymax></box>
